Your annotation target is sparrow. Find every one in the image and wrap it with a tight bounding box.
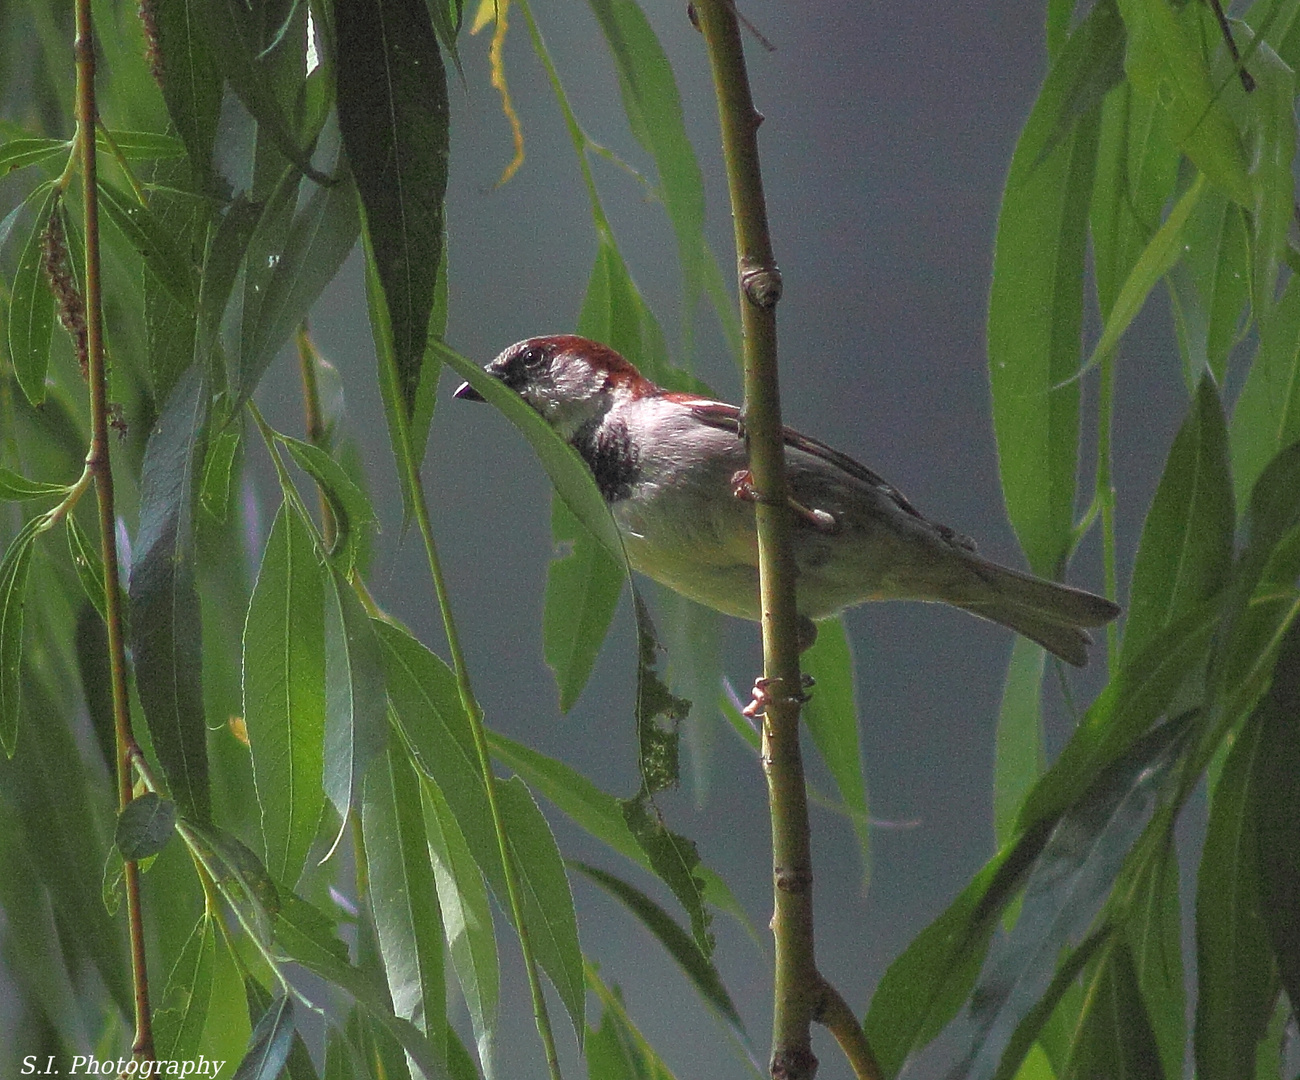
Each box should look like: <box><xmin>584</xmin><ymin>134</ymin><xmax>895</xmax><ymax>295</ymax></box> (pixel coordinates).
<box><xmin>454</xmin><ymin>335</ymin><xmax>1120</xmax><ymax>665</ymax></box>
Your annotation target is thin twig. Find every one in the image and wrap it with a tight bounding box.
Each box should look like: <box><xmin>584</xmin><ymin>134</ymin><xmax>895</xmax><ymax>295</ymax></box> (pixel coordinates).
<box><xmin>295</xmin><ymin>325</ymin><xmax>337</xmax><ymax>547</ymax></box>
<box><xmin>692</xmin><ymin>4</ymin><xmax>820</xmax><ymax>1077</ymax></box>
<box><xmin>818</xmin><ymin>982</ymin><xmax>883</xmax><ymax>1080</ymax></box>
<box><xmin>73</xmin><ymin>0</ymin><xmax>154</xmax><ymax>1061</ymax></box>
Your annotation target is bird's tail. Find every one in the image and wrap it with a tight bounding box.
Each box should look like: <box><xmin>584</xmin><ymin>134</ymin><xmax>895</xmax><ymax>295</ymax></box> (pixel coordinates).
<box><xmin>950</xmin><ymin>557</ymin><xmax>1120</xmax><ymax>666</ymax></box>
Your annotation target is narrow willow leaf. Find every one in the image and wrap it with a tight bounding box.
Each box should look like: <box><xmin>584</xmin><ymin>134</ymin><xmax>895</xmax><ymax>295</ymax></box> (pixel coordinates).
<box><xmin>1086</xmin><ymin>173</ymin><xmax>1206</xmax><ymax>370</ymax></box>
<box><xmin>994</xmin><ymin>639</ymin><xmax>1046</xmax><ymax>847</ymax></box>
<box><xmin>279</xmin><ymin>434</ymin><xmax>378</xmax><ymax>569</ymax></box>
<box><xmin>362</xmin><ymin>746</ymin><xmax>446</xmax><ymax>1058</ymax></box>
<box><xmin>337</xmin><ymin>0</ymin><xmax>449</xmax><ymax>415</ymax></box>
<box><xmin>577</xmin><ymin>236</ymin><xmax>674</xmax><ymax>387</ymax></box>
<box><xmin>184</xmin><ymin>822</ymin><xmax>282</xmax><ymax>947</ymax></box>
<box><xmin>8</xmin><ymin>185</ymin><xmax>57</xmax><ymax>406</ymax></box>
<box><xmin>322</xmin><ymin>567</ymin><xmax>388</xmax><ymax>857</ymax></box>
<box><xmin>434</xmin><ymin>342</ymin><xmax>625</xmax><ymax>559</ymax></box>
<box><xmin>154</xmin><ymin>915</ymin><xmax>219</xmax><ymax>1060</ymax></box>
<box><xmin>115</xmin><ymin>791</ymin><xmax>178</xmax><ymax>861</ymax></box>
<box><xmin>497</xmin><ymin>777</ymin><xmax>585</xmax><ymax>1044</ymax></box>
<box><xmin>272</xmin><ymin>893</ymin><xmax>450</xmax><ymax>1078</ymax></box>
<box><xmin>421</xmin><ymin>776</ymin><xmax>499</xmax><ymax>1080</ymax></box>
<box><xmin>1124</xmin><ymin>844</ymin><xmax>1184</xmax><ymax>1080</ymax></box>
<box><xmin>1060</xmin><ymin>942</ymin><xmax>1163</xmax><ymax>1080</ymax></box>
<box><xmin>99</xmin><ymin>130</ymin><xmax>187</xmax><ymax>160</ymax></box>
<box><xmin>544</xmin><ymin>496</ymin><xmax>623</xmax><ymax>712</ymax></box>
<box><xmin>1231</xmin><ymin>275</ymin><xmax>1300</xmax><ymax>509</ymax></box>
<box><xmin>98</xmin><ymin>178</ymin><xmax>198</xmax><ymax>309</ymax></box>
<box><xmin>586</xmin><ymin>965</ymin><xmax>682</xmax><ymax>1080</ymax></box>
<box><xmin>195</xmin><ymin>195</ymin><xmax>261</xmax><ymax>368</ymax></box>
<box><xmin>0</xmin><ymin>466</ymin><xmax>66</xmax><ymax>501</ymax></box>
<box><xmin>244</xmin><ymin>978</ymin><xmax>319</xmax><ymax>1080</ymax></box>
<box><xmin>238</xmin><ymin>165</ymin><xmax>301</xmax><ymax>382</ymax></box>
<box><xmin>1195</xmin><ymin>709</ymin><xmax>1276</xmax><ymax>1079</ymax></box>
<box><xmin>801</xmin><ymin>617</ymin><xmax>870</xmax><ymax>880</ymax></box>
<box><xmin>200</xmin><ymin>426</ymin><xmax>242</xmax><ymax>522</ymax></box>
<box><xmin>147</xmin><ymin>0</ymin><xmax>223</xmax><ymax>172</ymax></box>
<box><xmin>237</xmin><ymin>167</ymin><xmax>360</xmax><ymax>405</ymax></box>
<box><xmin>1252</xmin><ymin>619</ymin><xmax>1300</xmax><ymax>1029</ymax></box>
<box><xmin>572</xmin><ymin>860</ymin><xmax>743</xmax><ymax>1036</ymax></box>
<box><xmin>1116</xmin><ymin>0</ymin><xmax>1252</xmax><ymax>204</ymax></box>
<box><xmin>232</xmin><ymin>994</ymin><xmax>296</xmax><ymax>1080</ymax></box>
<box><xmin>949</xmin><ymin>714</ymin><xmax>1192</xmax><ymax>1080</ymax></box>
<box><xmin>130</xmin><ymin>365</ymin><xmax>211</xmax><ymax>821</ymax></box>
<box><xmin>244</xmin><ymin>500</ymin><xmax>326</xmax><ymax>887</ymax></box>
<box><xmin>988</xmin><ymin>1</ymin><xmax>1110</xmax><ymax>575</ymax></box>
<box><xmin>0</xmin><ymin>136</ymin><xmax>69</xmax><ymax>175</ymax></box>
<box><xmin>0</xmin><ymin>516</ymin><xmax>43</xmax><ymax>755</ymax></box>
<box><xmin>863</xmin><ymin>819</ymin><xmax>1053</xmax><ymax>1073</ymax></box>
<box><xmin>1124</xmin><ymin>376</ymin><xmax>1233</xmax><ymax>661</ymax></box>
<box><xmin>66</xmin><ymin>514</ymin><xmax>118</xmax><ymax>628</ymax></box>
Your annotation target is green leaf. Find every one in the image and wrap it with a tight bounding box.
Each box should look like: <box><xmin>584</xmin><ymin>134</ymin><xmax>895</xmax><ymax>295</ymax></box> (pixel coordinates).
<box><xmin>115</xmin><ymin>791</ymin><xmax>178</xmax><ymax>860</ymax></box>
<box><xmin>994</xmin><ymin>639</ymin><xmax>1047</xmax><ymax>847</ymax></box>
<box><xmin>232</xmin><ymin>995</ymin><xmax>296</xmax><ymax>1080</ymax></box>
<box><xmin>272</xmin><ymin>893</ymin><xmax>451</xmax><ymax>1078</ymax></box>
<box><xmin>0</xmin><ymin>466</ymin><xmax>66</xmax><ymax>501</ymax></box>
<box><xmin>130</xmin><ymin>365</ymin><xmax>211</xmax><ymax>822</ymax></box>
<box><xmin>99</xmin><ymin>130</ymin><xmax>188</xmax><ymax>160</ymax></box>
<box><xmin>278</xmin><ymin>434</ymin><xmax>378</xmax><ymax>569</ymax></box>
<box><xmin>8</xmin><ymin>185</ymin><xmax>57</xmax><ymax>406</ymax></box>
<box><xmin>1116</xmin><ymin>0</ymin><xmax>1252</xmax><ymax>204</ymax></box>
<box><xmin>0</xmin><ymin>136</ymin><xmax>69</xmax><ymax>175</ymax></box>
<box><xmin>544</xmin><ymin>496</ymin><xmax>624</xmax><ymax>712</ymax></box>
<box><xmin>147</xmin><ymin>0</ymin><xmax>223</xmax><ymax>173</ymax></box>
<box><xmin>337</xmin><ymin>0</ymin><xmax>449</xmax><ymax>416</ymax></box>
<box><xmin>421</xmin><ymin>776</ymin><xmax>499</xmax><ymax>1080</ymax></box>
<box><xmin>66</xmin><ymin>514</ymin><xmax>119</xmax><ymax>627</ymax></box>
<box><xmin>988</xmin><ymin>0</ymin><xmax>1110</xmax><ymax>575</ymax></box>
<box><xmin>497</xmin><ymin>777</ymin><xmax>585</xmax><ymax>1044</ymax></box>
<box><xmin>362</xmin><ymin>745</ymin><xmax>446</xmax><ymax>1055</ymax></box>
<box><xmin>1195</xmin><ymin>706</ymin><xmax>1277</xmax><ymax>1079</ymax></box>
<box><xmin>98</xmin><ymin>178</ymin><xmax>198</xmax><ymax>310</ymax></box>
<box><xmin>0</xmin><ymin>516</ymin><xmax>43</xmax><ymax>755</ymax></box>
<box><xmin>201</xmin><ymin>426</ymin><xmax>242</xmax><ymax>522</ymax></box>
<box><xmin>1061</xmin><ymin>941</ymin><xmax>1164</xmax><ymax>1080</ymax></box>
<box><xmin>237</xmin><ymin>167</ymin><xmax>360</xmax><ymax>405</ymax></box>
<box><xmin>1231</xmin><ymin>275</ymin><xmax>1300</xmax><ymax>509</ymax></box>
<box><xmin>586</xmin><ymin>965</ymin><xmax>682</xmax><ymax>1080</ymax></box>
<box><xmin>1252</xmin><ymin>618</ymin><xmax>1300</xmax><ymax>1034</ymax></box>
<box><xmin>154</xmin><ymin>915</ymin><xmax>219</xmax><ymax>1060</ymax></box>
<box><xmin>950</xmin><ymin>713</ymin><xmax>1193</xmax><ymax>1079</ymax></box>
<box><xmin>1124</xmin><ymin>843</ymin><xmax>1184</xmax><ymax>1080</ymax></box>
<box><xmin>244</xmin><ymin>500</ymin><xmax>327</xmax><ymax>887</ymax></box>
<box><xmin>801</xmin><ymin>617</ymin><xmax>870</xmax><ymax>881</ymax></box>
<box><xmin>577</xmin><ymin>236</ymin><xmax>674</xmax><ymax>388</ymax></box>
<box><xmin>322</xmin><ymin>566</ymin><xmax>388</xmax><ymax>857</ymax></box>
<box><xmin>245</xmin><ymin>978</ymin><xmax>320</xmax><ymax>1080</ymax></box>
<box><xmin>571</xmin><ymin>861</ymin><xmax>743</xmax><ymax>1037</ymax></box>
<box><xmin>1124</xmin><ymin>375</ymin><xmax>1234</xmax><ymax>662</ymax></box>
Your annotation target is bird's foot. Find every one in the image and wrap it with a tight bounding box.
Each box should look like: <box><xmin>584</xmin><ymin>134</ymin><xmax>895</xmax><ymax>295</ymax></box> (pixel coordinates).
<box><xmin>743</xmin><ymin>673</ymin><xmax>816</xmax><ymax>719</ymax></box>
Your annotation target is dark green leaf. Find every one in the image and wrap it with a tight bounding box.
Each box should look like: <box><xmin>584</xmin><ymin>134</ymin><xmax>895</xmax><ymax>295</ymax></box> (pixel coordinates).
<box><xmin>245</xmin><ymin>978</ymin><xmax>320</xmax><ymax>1080</ymax></box>
<box><xmin>66</xmin><ymin>514</ymin><xmax>118</xmax><ymax>627</ymax></box>
<box><xmin>115</xmin><ymin>792</ymin><xmax>178</xmax><ymax>860</ymax></box>
<box><xmin>322</xmin><ymin>566</ymin><xmax>388</xmax><ymax>857</ymax></box>
<box><xmin>1124</xmin><ymin>843</ymin><xmax>1184</xmax><ymax>1079</ymax></box>
<box><xmin>154</xmin><ymin>915</ymin><xmax>219</xmax><ymax>1060</ymax></box>
<box><xmin>8</xmin><ymin>186</ymin><xmax>57</xmax><ymax>406</ymax></box>
<box><xmin>0</xmin><ymin>466</ymin><xmax>66</xmax><ymax>501</ymax></box>
<box><xmin>200</xmin><ymin>426</ymin><xmax>242</xmax><ymax>521</ymax></box>
<box><xmin>572</xmin><ymin>861</ymin><xmax>743</xmax><ymax>1036</ymax></box>
<box><xmin>989</xmin><ymin>1</ymin><xmax>1109</xmax><ymax>575</ymax></box>
<box><xmin>237</xmin><ymin>166</ymin><xmax>360</xmax><ymax>405</ymax></box>
<box><xmin>147</xmin><ymin>0</ymin><xmax>223</xmax><ymax>173</ymax></box>
<box><xmin>130</xmin><ymin>365</ymin><xmax>211</xmax><ymax>821</ymax></box>
<box><xmin>544</xmin><ymin>496</ymin><xmax>623</xmax><ymax>712</ymax></box>
<box><xmin>497</xmin><ymin>777</ymin><xmax>585</xmax><ymax>1044</ymax></box>
<box><xmin>994</xmin><ymin>639</ymin><xmax>1046</xmax><ymax>847</ymax></box>
<box><xmin>196</xmin><ymin>194</ymin><xmax>262</xmax><ymax>370</ymax></box>
<box><xmin>1116</xmin><ymin>0</ymin><xmax>1252</xmax><ymax>204</ymax></box>
<box><xmin>99</xmin><ymin>130</ymin><xmax>188</xmax><ymax>160</ymax></box>
<box><xmin>238</xmin><ymin>165</ymin><xmax>301</xmax><ymax>380</ymax></box>
<box><xmin>950</xmin><ymin>714</ymin><xmax>1192</xmax><ymax>1080</ymax></box>
<box><xmin>802</xmin><ymin>617</ymin><xmax>870</xmax><ymax>879</ymax></box>
<box><xmin>362</xmin><ymin>746</ymin><xmax>446</xmax><ymax>1056</ymax></box>
<box><xmin>0</xmin><ymin>516</ymin><xmax>43</xmax><ymax>755</ymax></box>
<box><xmin>577</xmin><ymin>236</ymin><xmax>674</xmax><ymax>388</ymax></box>
<box><xmin>631</xmin><ymin>591</ymin><xmax>689</xmax><ymax>797</ymax></box>
<box><xmin>586</xmin><ymin>965</ymin><xmax>682</xmax><ymax>1080</ymax></box>
<box><xmin>233</xmin><ymin>995</ymin><xmax>296</xmax><ymax>1080</ymax></box>
<box><xmin>1195</xmin><ymin>706</ymin><xmax>1277</xmax><ymax>1079</ymax></box>
<box><xmin>1061</xmin><ymin>942</ymin><xmax>1164</xmax><ymax>1080</ymax></box>
<box><xmin>184</xmin><ymin>821</ymin><xmax>282</xmax><ymax>942</ymax></box>
<box><xmin>1253</xmin><ymin>618</ymin><xmax>1300</xmax><ymax>1033</ymax></box>
<box><xmin>98</xmin><ymin>178</ymin><xmax>198</xmax><ymax>310</ymax></box>
<box><xmin>337</xmin><ymin>0</ymin><xmax>449</xmax><ymax>416</ymax></box>
<box><xmin>0</xmin><ymin>136</ymin><xmax>69</xmax><ymax>175</ymax></box>
<box><xmin>279</xmin><ymin>434</ymin><xmax>378</xmax><ymax>569</ymax></box>
<box><xmin>1124</xmin><ymin>375</ymin><xmax>1234</xmax><ymax>662</ymax></box>
<box><xmin>244</xmin><ymin>500</ymin><xmax>326</xmax><ymax>887</ymax></box>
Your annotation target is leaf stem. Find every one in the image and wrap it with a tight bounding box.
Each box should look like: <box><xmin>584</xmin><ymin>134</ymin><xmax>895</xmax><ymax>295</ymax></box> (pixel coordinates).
<box><xmin>692</xmin><ymin>3</ymin><xmax>824</xmax><ymax>1076</ymax></box>
<box><xmin>72</xmin><ymin>0</ymin><xmax>154</xmax><ymax>1060</ymax></box>
<box><xmin>1095</xmin><ymin>343</ymin><xmax>1119</xmax><ymax>661</ymax></box>
<box><xmin>295</xmin><ymin>325</ymin><xmax>337</xmax><ymax>547</ymax></box>
<box><xmin>818</xmin><ymin>981</ymin><xmax>883</xmax><ymax>1080</ymax></box>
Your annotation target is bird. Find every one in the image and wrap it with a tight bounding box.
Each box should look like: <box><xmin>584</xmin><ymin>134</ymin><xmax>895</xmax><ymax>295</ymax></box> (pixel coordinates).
<box><xmin>454</xmin><ymin>334</ymin><xmax>1120</xmax><ymax>666</ymax></box>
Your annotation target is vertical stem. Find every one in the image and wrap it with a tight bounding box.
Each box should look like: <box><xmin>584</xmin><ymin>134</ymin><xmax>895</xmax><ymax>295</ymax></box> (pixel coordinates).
<box><xmin>692</xmin><ymin>5</ymin><xmax>818</xmax><ymax>1078</ymax></box>
<box><xmin>296</xmin><ymin>325</ymin><xmax>337</xmax><ymax>547</ymax></box>
<box><xmin>1095</xmin><ymin>344</ymin><xmax>1118</xmax><ymax>661</ymax></box>
<box><xmin>73</xmin><ymin>0</ymin><xmax>154</xmax><ymax>1060</ymax></box>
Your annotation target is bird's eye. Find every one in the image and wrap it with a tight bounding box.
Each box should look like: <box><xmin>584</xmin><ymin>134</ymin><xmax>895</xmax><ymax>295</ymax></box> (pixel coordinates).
<box><xmin>521</xmin><ymin>346</ymin><xmax>546</xmax><ymax>369</ymax></box>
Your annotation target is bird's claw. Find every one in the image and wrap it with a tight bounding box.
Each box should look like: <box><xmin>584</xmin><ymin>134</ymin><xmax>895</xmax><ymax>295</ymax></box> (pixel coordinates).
<box><xmin>743</xmin><ymin>673</ymin><xmax>816</xmax><ymax>719</ymax></box>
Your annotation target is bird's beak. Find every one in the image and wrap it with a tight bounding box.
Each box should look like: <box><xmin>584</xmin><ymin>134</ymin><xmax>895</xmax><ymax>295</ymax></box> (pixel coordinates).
<box><xmin>453</xmin><ymin>381</ymin><xmax>486</xmax><ymax>402</ymax></box>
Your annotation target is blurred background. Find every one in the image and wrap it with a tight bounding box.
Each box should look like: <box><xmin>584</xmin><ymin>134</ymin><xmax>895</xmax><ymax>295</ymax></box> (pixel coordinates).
<box><xmin>243</xmin><ymin>1</ymin><xmax>1189</xmax><ymax>1076</ymax></box>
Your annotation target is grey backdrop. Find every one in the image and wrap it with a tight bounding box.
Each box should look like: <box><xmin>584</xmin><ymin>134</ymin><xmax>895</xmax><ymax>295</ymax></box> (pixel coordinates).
<box><xmin>255</xmin><ymin>1</ymin><xmax>1188</xmax><ymax>1075</ymax></box>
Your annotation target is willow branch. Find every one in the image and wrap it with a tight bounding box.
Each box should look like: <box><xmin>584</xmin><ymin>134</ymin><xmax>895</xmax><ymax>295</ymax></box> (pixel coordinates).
<box><xmin>691</xmin><ymin>4</ymin><xmax>819</xmax><ymax>1077</ymax></box>
<box><xmin>73</xmin><ymin>0</ymin><xmax>154</xmax><ymax>1060</ymax></box>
